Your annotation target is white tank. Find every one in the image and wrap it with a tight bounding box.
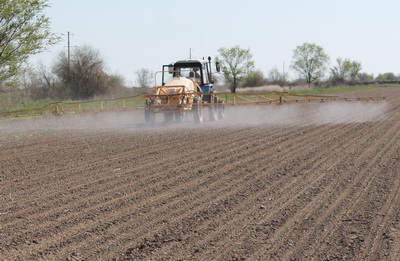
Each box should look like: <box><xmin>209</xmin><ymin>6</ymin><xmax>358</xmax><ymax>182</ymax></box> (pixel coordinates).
<box><xmin>164</xmin><ymin>76</ymin><xmax>195</xmax><ymax>92</ymax></box>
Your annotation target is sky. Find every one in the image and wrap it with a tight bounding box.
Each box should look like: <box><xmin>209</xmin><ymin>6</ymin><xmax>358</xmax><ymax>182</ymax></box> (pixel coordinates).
<box><xmin>31</xmin><ymin>0</ymin><xmax>400</xmax><ymax>86</ymax></box>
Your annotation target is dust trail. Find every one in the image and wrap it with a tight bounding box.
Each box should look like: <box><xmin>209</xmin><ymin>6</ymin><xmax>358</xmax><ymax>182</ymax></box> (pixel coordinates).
<box><xmin>0</xmin><ymin>111</ymin><xmax>146</xmax><ymax>133</ymax></box>
<box><xmin>0</xmin><ymin>101</ymin><xmax>388</xmax><ymax>133</ymax></box>
<box><xmin>312</xmin><ymin>102</ymin><xmax>388</xmax><ymax>124</ymax></box>
<box><xmin>218</xmin><ymin>101</ymin><xmax>388</xmax><ymax>127</ymax></box>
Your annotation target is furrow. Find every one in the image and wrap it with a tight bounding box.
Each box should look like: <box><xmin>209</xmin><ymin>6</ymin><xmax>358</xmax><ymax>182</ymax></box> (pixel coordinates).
<box><xmin>0</xmin><ymin>127</ymin><xmax>269</xmax><ymax>231</ymax></box>
<box><xmin>0</xmin><ymin>125</ymin><xmax>300</xmax><ymax>256</ymax></box>
<box><xmin>279</xmin><ymin>119</ymin><xmax>400</xmax><ymax>260</ymax></box>
<box><xmin>28</xmin><ymin>124</ymin><xmax>340</xmax><ymax>260</ymax></box>
<box><xmin>104</xmin><ymin>122</ymin><xmax>363</xmax><ymax>260</ymax></box>
<box><xmin>201</xmin><ymin>121</ymin><xmax>384</xmax><ymax>260</ymax></box>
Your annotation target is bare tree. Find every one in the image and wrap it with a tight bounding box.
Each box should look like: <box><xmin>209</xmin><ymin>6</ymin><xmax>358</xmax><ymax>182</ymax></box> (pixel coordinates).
<box><xmin>135</xmin><ymin>68</ymin><xmax>153</xmax><ymax>90</ymax></box>
<box><xmin>268</xmin><ymin>67</ymin><xmax>287</xmax><ymax>85</ymax></box>
<box><xmin>53</xmin><ymin>45</ymin><xmax>124</xmax><ymax>99</ymax></box>
<box><xmin>29</xmin><ymin>64</ymin><xmax>62</xmax><ymax>99</ymax></box>
<box><xmin>18</xmin><ymin>63</ymin><xmax>65</xmax><ymax>99</ymax></box>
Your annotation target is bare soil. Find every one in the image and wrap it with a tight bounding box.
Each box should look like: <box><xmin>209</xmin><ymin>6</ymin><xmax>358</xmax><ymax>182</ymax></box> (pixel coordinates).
<box><xmin>1</xmin><ymin>87</ymin><xmax>399</xmax><ymax>260</ymax></box>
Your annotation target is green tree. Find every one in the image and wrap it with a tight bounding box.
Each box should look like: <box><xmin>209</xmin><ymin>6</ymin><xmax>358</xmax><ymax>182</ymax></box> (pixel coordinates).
<box><xmin>330</xmin><ymin>58</ymin><xmax>351</xmax><ymax>82</ymax></box>
<box><xmin>241</xmin><ymin>69</ymin><xmax>267</xmax><ymax>87</ymax></box>
<box><xmin>217</xmin><ymin>46</ymin><xmax>254</xmax><ymax>93</ymax></box>
<box><xmin>358</xmin><ymin>72</ymin><xmax>374</xmax><ymax>82</ymax></box>
<box><xmin>0</xmin><ymin>0</ymin><xmax>60</xmax><ymax>82</ymax></box>
<box><xmin>331</xmin><ymin>58</ymin><xmax>362</xmax><ymax>83</ymax></box>
<box><xmin>348</xmin><ymin>61</ymin><xmax>362</xmax><ymax>80</ymax></box>
<box><xmin>290</xmin><ymin>43</ymin><xmax>329</xmax><ymax>84</ymax></box>
<box><xmin>376</xmin><ymin>72</ymin><xmax>397</xmax><ymax>82</ymax></box>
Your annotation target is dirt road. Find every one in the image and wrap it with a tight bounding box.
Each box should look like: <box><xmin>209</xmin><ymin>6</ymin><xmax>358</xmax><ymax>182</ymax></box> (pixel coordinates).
<box><xmin>1</xmin><ymin>87</ymin><xmax>399</xmax><ymax>260</ymax></box>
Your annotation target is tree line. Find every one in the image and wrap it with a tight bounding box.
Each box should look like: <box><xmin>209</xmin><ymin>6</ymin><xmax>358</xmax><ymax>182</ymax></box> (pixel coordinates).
<box><xmin>217</xmin><ymin>44</ymin><xmax>400</xmax><ymax>93</ymax></box>
<box><xmin>1</xmin><ymin>0</ymin><xmax>399</xmax><ymax>101</ymax></box>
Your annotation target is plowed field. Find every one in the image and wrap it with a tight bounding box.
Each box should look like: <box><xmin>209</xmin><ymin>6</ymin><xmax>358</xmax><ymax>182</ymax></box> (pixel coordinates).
<box><xmin>1</xmin><ymin>87</ymin><xmax>399</xmax><ymax>260</ymax></box>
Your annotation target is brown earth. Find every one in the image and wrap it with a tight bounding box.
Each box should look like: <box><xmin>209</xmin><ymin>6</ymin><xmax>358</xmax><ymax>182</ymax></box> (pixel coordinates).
<box><xmin>0</xmin><ymin>87</ymin><xmax>399</xmax><ymax>260</ymax></box>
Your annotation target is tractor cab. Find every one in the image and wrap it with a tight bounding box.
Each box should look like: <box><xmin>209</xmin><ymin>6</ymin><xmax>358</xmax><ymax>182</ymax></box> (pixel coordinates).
<box><xmin>162</xmin><ymin>57</ymin><xmax>219</xmax><ymax>97</ymax></box>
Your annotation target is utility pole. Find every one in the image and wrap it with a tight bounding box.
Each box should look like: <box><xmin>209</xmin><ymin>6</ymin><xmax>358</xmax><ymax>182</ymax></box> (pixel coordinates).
<box><xmin>67</xmin><ymin>32</ymin><xmax>72</xmax><ymax>69</ymax></box>
<box><xmin>189</xmin><ymin>48</ymin><xmax>195</xmax><ymax>59</ymax></box>
<box><xmin>283</xmin><ymin>61</ymin><xmax>285</xmax><ymax>82</ymax></box>
<box><xmin>66</xmin><ymin>32</ymin><xmax>76</xmax><ymax>78</ymax></box>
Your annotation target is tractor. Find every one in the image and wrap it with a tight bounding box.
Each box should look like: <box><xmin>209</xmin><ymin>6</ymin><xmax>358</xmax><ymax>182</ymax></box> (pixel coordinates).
<box><xmin>144</xmin><ymin>57</ymin><xmax>224</xmax><ymax>125</ymax></box>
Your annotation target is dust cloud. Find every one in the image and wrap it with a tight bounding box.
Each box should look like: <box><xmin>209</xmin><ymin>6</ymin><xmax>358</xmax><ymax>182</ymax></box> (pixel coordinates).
<box><xmin>219</xmin><ymin>101</ymin><xmax>388</xmax><ymax>127</ymax></box>
<box><xmin>0</xmin><ymin>111</ymin><xmax>143</xmax><ymax>133</ymax></box>
<box><xmin>0</xmin><ymin>101</ymin><xmax>388</xmax><ymax>133</ymax></box>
